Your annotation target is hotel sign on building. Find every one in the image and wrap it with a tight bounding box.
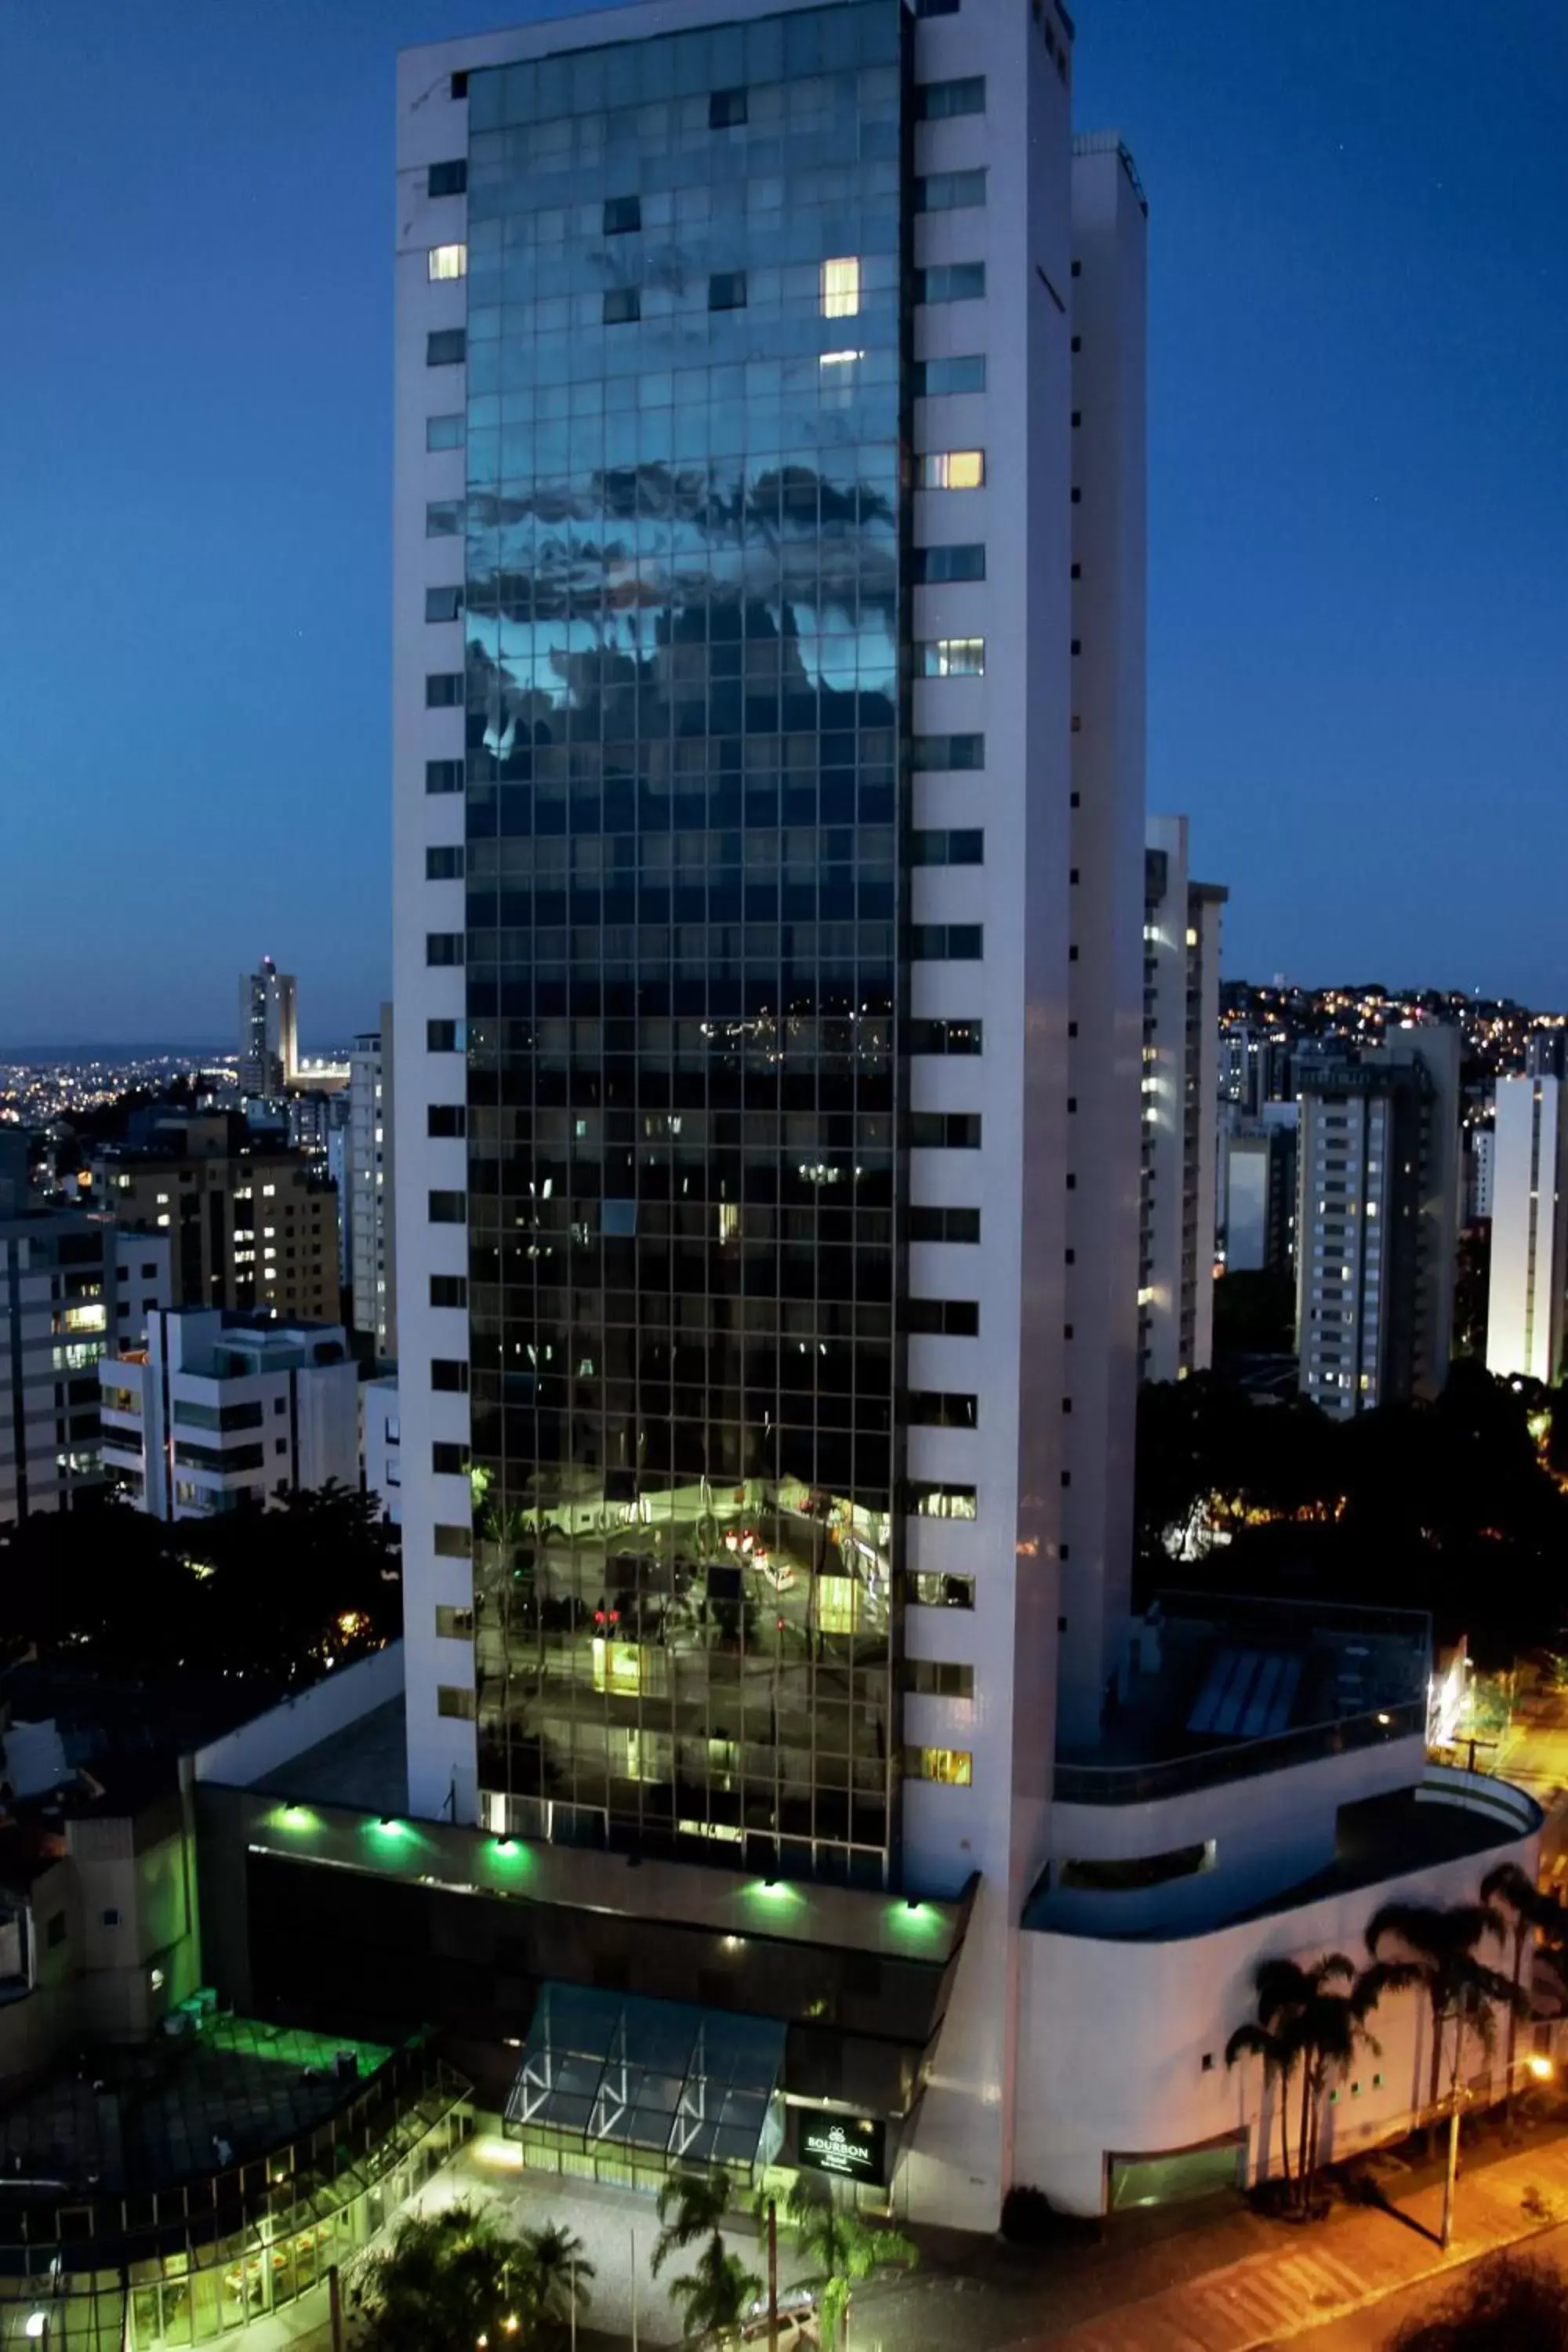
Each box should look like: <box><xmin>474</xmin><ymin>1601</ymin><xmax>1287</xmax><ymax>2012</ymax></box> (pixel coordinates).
<box><xmin>799</xmin><ymin>2111</ymin><xmax>885</xmax><ymax>2184</ymax></box>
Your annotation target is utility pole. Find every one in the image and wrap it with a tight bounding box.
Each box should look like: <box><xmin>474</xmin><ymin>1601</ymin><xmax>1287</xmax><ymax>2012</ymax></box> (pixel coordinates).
<box><xmin>328</xmin><ymin>2263</ymin><xmax>344</xmax><ymax>2352</ymax></box>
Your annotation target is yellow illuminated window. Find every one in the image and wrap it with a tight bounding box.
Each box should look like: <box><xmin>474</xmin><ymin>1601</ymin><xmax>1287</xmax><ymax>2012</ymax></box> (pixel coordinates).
<box><xmin>428</xmin><ymin>242</ymin><xmax>468</xmax><ymax>281</ymax></box>
<box><xmin>907</xmin><ymin>1744</ymin><xmax>972</xmax><ymax>1786</ymax></box>
<box><xmin>919</xmin><ymin>637</ymin><xmax>985</xmax><ymax>677</ymax></box>
<box><xmin>820</xmin><ymin>256</ymin><xmax>861</xmax><ymax>318</ymax></box>
<box><xmin>918</xmin><ymin>451</ymin><xmax>985</xmax><ymax>489</ymax></box>
<box><xmin>60</xmin><ymin>1304</ymin><xmax>107</xmax><ymax>1334</ymax></box>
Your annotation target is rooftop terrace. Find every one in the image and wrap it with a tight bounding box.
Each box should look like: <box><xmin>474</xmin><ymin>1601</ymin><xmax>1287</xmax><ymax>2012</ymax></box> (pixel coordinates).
<box><xmin>1054</xmin><ymin>1592</ymin><xmax>1431</xmax><ymax>1804</ymax></box>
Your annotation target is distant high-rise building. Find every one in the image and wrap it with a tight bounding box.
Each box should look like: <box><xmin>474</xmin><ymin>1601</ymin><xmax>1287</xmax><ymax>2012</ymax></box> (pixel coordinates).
<box><xmin>347</xmin><ymin>1006</ymin><xmax>397</xmax><ymax>1360</ymax></box>
<box><xmin>1221</xmin><ymin>1100</ymin><xmax>1298</xmax><ymax>1278</ymax></box>
<box><xmin>1486</xmin><ymin>1075</ymin><xmax>1568</xmax><ymax>1385</ymax></box>
<box><xmin>1295</xmin><ymin>1026</ymin><xmax>1460</xmax><ymax>1417</ymax></box>
<box><xmin>1465</xmin><ymin>1122</ymin><xmax>1494</xmax><ymax>1224</ymax></box>
<box><xmin>391</xmin><ymin>3</ymin><xmax>1148</xmax><ymax>2228</ymax></box>
<box><xmin>99</xmin><ymin>1308</ymin><xmax>358</xmax><ymax>1519</ymax></box>
<box><xmin>1139</xmin><ymin>816</ymin><xmax>1225</xmax><ymax>1381</ymax></box>
<box><xmin>93</xmin><ymin>1112</ymin><xmax>339</xmax><ymax>1326</ymax></box>
<box><xmin>238</xmin><ymin>956</ymin><xmax>299</xmax><ymax>1095</ymax></box>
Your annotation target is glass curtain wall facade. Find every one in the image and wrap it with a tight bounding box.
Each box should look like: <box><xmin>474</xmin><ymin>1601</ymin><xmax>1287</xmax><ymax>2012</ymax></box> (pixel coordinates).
<box><xmin>462</xmin><ymin>2</ymin><xmax>911</xmax><ymax>1887</ymax></box>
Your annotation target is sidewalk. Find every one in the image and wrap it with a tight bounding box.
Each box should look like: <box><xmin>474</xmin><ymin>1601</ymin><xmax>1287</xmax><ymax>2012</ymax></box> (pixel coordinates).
<box><xmin>1040</xmin><ymin>2118</ymin><xmax>1568</xmax><ymax>2351</ymax></box>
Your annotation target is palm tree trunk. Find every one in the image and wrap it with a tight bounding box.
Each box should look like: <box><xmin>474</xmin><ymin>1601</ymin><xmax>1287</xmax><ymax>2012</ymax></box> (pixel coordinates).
<box><xmin>1279</xmin><ymin>2073</ymin><xmax>1293</xmax><ymax>2194</ymax></box>
<box><xmin>1504</xmin><ymin>1926</ymin><xmax>1524</xmax><ymax>2115</ymax></box>
<box><xmin>1296</xmin><ymin>2056</ymin><xmax>1314</xmax><ymax>2209</ymax></box>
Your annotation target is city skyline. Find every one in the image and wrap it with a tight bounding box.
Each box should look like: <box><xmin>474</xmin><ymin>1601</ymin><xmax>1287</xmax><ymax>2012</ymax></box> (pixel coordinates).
<box><xmin>2</xmin><ymin>0</ymin><xmax>1565</xmax><ymax>1045</ymax></box>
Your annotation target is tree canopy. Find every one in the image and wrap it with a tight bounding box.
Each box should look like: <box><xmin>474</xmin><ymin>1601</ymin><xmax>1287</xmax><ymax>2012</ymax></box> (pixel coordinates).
<box><xmin>0</xmin><ymin>1479</ymin><xmax>400</xmax><ymax>1684</ymax></box>
<box><xmin>1135</xmin><ymin>1363</ymin><xmax>1568</xmax><ymax>1665</ymax></box>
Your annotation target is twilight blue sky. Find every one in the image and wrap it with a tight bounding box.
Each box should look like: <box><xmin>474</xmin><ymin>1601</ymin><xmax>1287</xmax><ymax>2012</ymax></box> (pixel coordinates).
<box><xmin>2</xmin><ymin>0</ymin><xmax>1564</xmax><ymax>1047</ymax></box>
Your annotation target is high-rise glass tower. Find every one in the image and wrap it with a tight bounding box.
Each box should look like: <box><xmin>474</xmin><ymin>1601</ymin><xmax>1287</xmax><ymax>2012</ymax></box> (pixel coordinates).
<box><xmin>394</xmin><ymin>0</ymin><xmax>1147</xmax><ymax>2225</ymax></box>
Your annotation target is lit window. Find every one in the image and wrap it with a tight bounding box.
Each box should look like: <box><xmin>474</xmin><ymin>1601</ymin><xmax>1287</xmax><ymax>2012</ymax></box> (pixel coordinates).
<box><xmin>156</xmin><ymin>1214</ymin><xmax>170</xmax><ymax>1229</ymax></box>
<box><xmin>262</xmin><ymin>1185</ymin><xmax>276</xmax><ymax>1197</ymax></box>
<box><xmin>156</xmin><ymin>1192</ymin><xmax>169</xmax><ymax>1207</ymax></box>
<box><xmin>821</xmin><ymin>256</ymin><xmax>861</xmax><ymax>318</ymax></box>
<box><xmin>428</xmin><ymin>242</ymin><xmax>467</xmax><ymax>281</ymax></box>
<box><xmin>919</xmin><ymin>451</ymin><xmax>985</xmax><ymax>490</ymax></box>
<box><xmin>905</xmin><ymin>1745</ymin><xmax>973</xmax><ymax>1786</ymax></box>
<box><xmin>919</xmin><ymin>637</ymin><xmax>985</xmax><ymax>677</ymax></box>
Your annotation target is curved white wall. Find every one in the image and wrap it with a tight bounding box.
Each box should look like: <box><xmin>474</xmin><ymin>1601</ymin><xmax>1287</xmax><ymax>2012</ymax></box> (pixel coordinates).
<box><xmin>1018</xmin><ymin>1788</ymin><xmax>1540</xmax><ymax>2215</ymax></box>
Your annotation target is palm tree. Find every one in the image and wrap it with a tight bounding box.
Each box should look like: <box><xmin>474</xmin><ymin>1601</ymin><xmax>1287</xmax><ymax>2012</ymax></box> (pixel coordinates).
<box><xmin>1480</xmin><ymin>1861</ymin><xmax>1565</xmax><ymax>2108</ymax></box>
<box><xmin>1295</xmin><ymin>1961</ymin><xmax>1407</xmax><ymax>2201</ymax></box>
<box><xmin>667</xmin><ymin>2230</ymin><xmax>761</xmax><ymax>2340</ymax></box>
<box><xmin>1367</xmin><ymin>1900</ymin><xmax>1528</xmax><ymax>2145</ymax></box>
<box><xmin>1225</xmin><ymin>1992</ymin><xmax>1302</xmax><ymax>2198</ymax></box>
<box><xmin>652</xmin><ymin>2166</ymin><xmax>733</xmax><ymax>2278</ymax></box>
<box><xmin>520</xmin><ymin>2223</ymin><xmax>594</xmax><ymax>2336</ymax></box>
<box><xmin>786</xmin><ymin>2182</ymin><xmax>917</xmax><ymax>2347</ymax></box>
<box><xmin>361</xmin><ymin>2201</ymin><xmax>532</xmax><ymax>2351</ymax></box>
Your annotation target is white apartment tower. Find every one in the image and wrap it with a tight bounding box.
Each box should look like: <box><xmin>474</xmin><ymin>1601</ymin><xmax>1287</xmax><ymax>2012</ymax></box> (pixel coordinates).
<box><xmin>347</xmin><ymin>1004</ymin><xmax>398</xmax><ymax>1359</ymax></box>
<box><xmin>1486</xmin><ymin>1073</ymin><xmax>1568</xmax><ymax>1385</ymax></box>
<box><xmin>394</xmin><ymin>0</ymin><xmax>1144</xmax><ymax>2229</ymax></box>
<box><xmin>1138</xmin><ymin>814</ymin><xmax>1224</xmax><ymax>1381</ymax></box>
<box><xmin>1296</xmin><ymin>1026</ymin><xmax>1461</xmax><ymax>1417</ymax></box>
<box><xmin>238</xmin><ymin>956</ymin><xmax>299</xmax><ymax>1096</ymax></box>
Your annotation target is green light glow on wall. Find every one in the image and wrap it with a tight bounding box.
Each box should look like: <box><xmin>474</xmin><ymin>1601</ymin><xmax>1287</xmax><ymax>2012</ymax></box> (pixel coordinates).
<box><xmin>273</xmin><ymin>1803</ymin><xmax>319</xmax><ymax>1834</ymax></box>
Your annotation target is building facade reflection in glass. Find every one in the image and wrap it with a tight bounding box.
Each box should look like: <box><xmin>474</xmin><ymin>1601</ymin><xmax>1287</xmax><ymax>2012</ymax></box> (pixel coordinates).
<box><xmin>462</xmin><ymin>1</ymin><xmax>909</xmax><ymax>1886</ymax></box>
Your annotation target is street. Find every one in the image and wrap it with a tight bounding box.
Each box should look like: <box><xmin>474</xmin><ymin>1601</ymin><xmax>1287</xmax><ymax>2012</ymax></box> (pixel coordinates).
<box><xmin>1262</xmin><ymin>2215</ymin><xmax>1568</xmax><ymax>2348</ymax></box>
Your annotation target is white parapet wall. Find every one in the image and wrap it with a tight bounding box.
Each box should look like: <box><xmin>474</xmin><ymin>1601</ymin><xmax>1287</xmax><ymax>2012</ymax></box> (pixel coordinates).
<box><xmin>191</xmin><ymin>1643</ymin><xmax>405</xmax><ymax>1790</ymax></box>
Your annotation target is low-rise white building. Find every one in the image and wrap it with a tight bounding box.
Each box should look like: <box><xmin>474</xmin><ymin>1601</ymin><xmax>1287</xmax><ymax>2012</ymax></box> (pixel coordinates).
<box><xmin>1026</xmin><ymin>1593</ymin><xmax>1544</xmax><ymax>2212</ymax></box>
<box><xmin>99</xmin><ymin>1309</ymin><xmax>358</xmax><ymax>1520</ymax></box>
<box><xmin>361</xmin><ymin>1373</ymin><xmax>401</xmax><ymax>1526</ymax></box>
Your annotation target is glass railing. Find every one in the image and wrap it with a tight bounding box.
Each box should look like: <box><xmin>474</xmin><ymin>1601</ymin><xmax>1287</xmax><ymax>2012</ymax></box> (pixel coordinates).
<box><xmin>1054</xmin><ymin>1699</ymin><xmax>1429</xmax><ymax>1806</ymax></box>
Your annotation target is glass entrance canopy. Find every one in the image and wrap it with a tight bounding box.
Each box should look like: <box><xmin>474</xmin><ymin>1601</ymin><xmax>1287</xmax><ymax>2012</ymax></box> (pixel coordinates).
<box><xmin>504</xmin><ymin>1984</ymin><xmax>786</xmax><ymax>2173</ymax></box>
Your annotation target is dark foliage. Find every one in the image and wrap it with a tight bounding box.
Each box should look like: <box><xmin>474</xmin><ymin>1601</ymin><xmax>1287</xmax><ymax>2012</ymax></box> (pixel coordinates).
<box><xmin>1387</xmin><ymin>2252</ymin><xmax>1568</xmax><ymax>2349</ymax></box>
<box><xmin>1136</xmin><ymin>1363</ymin><xmax>1568</xmax><ymax>1664</ymax></box>
<box><xmin>0</xmin><ymin>1480</ymin><xmax>400</xmax><ymax>1682</ymax></box>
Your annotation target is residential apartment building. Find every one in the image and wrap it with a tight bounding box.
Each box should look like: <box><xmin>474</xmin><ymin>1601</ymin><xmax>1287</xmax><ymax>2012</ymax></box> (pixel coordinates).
<box><xmin>1486</xmin><ymin>1073</ymin><xmax>1568</xmax><ymax>1385</ymax></box>
<box><xmin>347</xmin><ymin>1007</ymin><xmax>398</xmax><ymax>1359</ymax></box>
<box><xmin>1</xmin><ymin>1211</ymin><xmax>169</xmax><ymax>1526</ymax></box>
<box><xmin>1138</xmin><ymin>815</ymin><xmax>1224</xmax><ymax>1381</ymax></box>
<box><xmin>94</xmin><ymin>1113</ymin><xmax>339</xmax><ymax>1327</ymax></box>
<box><xmin>238</xmin><ymin>956</ymin><xmax>299</xmax><ymax>1096</ymax></box>
<box><xmin>98</xmin><ymin>1309</ymin><xmax>358</xmax><ymax>1520</ymax></box>
<box><xmin>1295</xmin><ymin>1025</ymin><xmax>1461</xmax><ymax>1417</ymax></box>
<box><xmin>1220</xmin><ymin>1100</ymin><xmax>1298</xmax><ymax>1277</ymax></box>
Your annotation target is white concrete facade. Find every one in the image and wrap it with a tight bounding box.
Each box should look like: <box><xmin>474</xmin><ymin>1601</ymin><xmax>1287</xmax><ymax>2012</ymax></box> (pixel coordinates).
<box><xmin>1058</xmin><ymin>136</ymin><xmax>1145</xmax><ymax>1752</ymax></box>
<box><xmin>347</xmin><ymin>1005</ymin><xmax>398</xmax><ymax>1360</ymax></box>
<box><xmin>1486</xmin><ymin>1074</ymin><xmax>1568</xmax><ymax>1385</ymax></box>
<box><xmin>98</xmin><ymin>1309</ymin><xmax>358</xmax><ymax>1520</ymax></box>
<box><xmin>1020</xmin><ymin>1764</ymin><xmax>1542</xmax><ymax>2214</ymax></box>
